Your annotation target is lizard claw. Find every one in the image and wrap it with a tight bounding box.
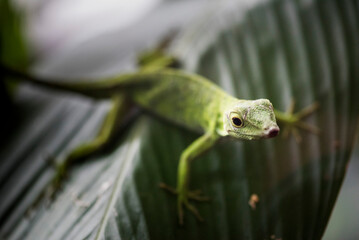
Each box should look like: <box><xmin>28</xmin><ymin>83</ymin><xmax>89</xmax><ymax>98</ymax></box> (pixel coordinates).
<box><xmin>179</xmin><ymin>199</ymin><xmax>204</xmax><ymax>225</ymax></box>
<box><xmin>159</xmin><ymin>183</ymin><xmax>210</xmax><ymax>201</ymax></box>
<box><xmin>187</xmin><ymin>190</ymin><xmax>210</xmax><ymax>202</ymax></box>
<box><xmin>177</xmin><ymin>192</ymin><xmax>205</xmax><ymax>225</ymax></box>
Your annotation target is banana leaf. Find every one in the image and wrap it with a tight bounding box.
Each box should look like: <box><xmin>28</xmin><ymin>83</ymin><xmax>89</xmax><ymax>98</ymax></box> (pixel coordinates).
<box><xmin>0</xmin><ymin>0</ymin><xmax>358</xmax><ymax>239</ymax></box>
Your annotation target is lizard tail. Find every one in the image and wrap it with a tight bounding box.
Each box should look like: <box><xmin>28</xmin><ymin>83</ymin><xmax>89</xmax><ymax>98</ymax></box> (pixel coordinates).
<box><xmin>0</xmin><ymin>64</ymin><xmax>136</xmax><ymax>99</ymax></box>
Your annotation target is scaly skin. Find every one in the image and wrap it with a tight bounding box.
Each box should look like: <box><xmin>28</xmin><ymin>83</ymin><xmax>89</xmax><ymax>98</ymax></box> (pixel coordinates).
<box><xmin>1</xmin><ymin>52</ymin><xmax>318</xmax><ymax>224</ymax></box>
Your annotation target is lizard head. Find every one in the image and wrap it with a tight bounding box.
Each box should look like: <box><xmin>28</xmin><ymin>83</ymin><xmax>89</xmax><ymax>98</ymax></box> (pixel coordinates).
<box><xmin>223</xmin><ymin>99</ymin><xmax>279</xmax><ymax>140</ymax></box>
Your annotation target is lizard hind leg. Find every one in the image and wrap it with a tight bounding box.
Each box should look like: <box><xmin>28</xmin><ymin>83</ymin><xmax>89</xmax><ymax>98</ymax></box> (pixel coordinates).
<box><xmin>46</xmin><ymin>94</ymin><xmax>132</xmax><ymax>199</ymax></box>
<box><xmin>137</xmin><ymin>31</ymin><xmax>181</xmax><ymax>71</ymax></box>
<box><xmin>137</xmin><ymin>50</ymin><xmax>181</xmax><ymax>72</ymax></box>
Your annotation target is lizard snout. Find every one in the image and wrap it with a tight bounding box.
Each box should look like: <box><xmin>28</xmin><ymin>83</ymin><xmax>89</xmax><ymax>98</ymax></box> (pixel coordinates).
<box><xmin>264</xmin><ymin>126</ymin><xmax>280</xmax><ymax>138</ymax></box>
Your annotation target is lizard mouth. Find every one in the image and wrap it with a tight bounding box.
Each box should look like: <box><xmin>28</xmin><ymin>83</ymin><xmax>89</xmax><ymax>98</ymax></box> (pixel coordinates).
<box><xmin>227</xmin><ymin>130</ymin><xmax>266</xmax><ymax>140</ymax></box>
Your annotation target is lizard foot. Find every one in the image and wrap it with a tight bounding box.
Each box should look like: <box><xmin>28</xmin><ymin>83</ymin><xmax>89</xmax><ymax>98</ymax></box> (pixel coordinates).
<box><xmin>41</xmin><ymin>153</ymin><xmax>69</xmax><ymax>201</ymax></box>
<box><xmin>159</xmin><ymin>183</ymin><xmax>209</xmax><ymax>224</ymax></box>
<box><xmin>275</xmin><ymin>100</ymin><xmax>320</xmax><ymax>142</ymax></box>
<box><xmin>27</xmin><ymin>156</ymin><xmax>68</xmax><ymax>213</ymax></box>
<box><xmin>48</xmin><ymin>161</ymin><xmax>68</xmax><ymax>199</ymax></box>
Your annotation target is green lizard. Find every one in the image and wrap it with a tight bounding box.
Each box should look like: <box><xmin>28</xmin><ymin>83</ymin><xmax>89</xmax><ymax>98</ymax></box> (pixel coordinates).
<box><xmin>1</xmin><ymin>51</ymin><xmax>318</xmax><ymax>224</ymax></box>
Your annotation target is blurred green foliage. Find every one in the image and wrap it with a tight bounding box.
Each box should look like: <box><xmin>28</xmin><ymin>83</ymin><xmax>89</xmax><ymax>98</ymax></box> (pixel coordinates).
<box><xmin>0</xmin><ymin>0</ymin><xmax>28</xmax><ymax>68</ymax></box>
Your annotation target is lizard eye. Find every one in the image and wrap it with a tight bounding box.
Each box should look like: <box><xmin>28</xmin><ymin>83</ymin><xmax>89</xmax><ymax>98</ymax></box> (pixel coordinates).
<box><xmin>231</xmin><ymin>117</ymin><xmax>243</xmax><ymax>128</ymax></box>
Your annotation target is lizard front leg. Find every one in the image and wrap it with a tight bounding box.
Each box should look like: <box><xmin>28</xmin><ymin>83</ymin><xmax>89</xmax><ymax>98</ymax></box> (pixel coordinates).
<box><xmin>274</xmin><ymin>100</ymin><xmax>320</xmax><ymax>142</ymax></box>
<box><xmin>160</xmin><ymin>132</ymin><xmax>219</xmax><ymax>225</ymax></box>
